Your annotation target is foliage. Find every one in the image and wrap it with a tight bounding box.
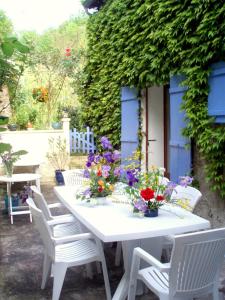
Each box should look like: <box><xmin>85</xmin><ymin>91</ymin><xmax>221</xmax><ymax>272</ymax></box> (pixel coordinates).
<box><xmin>67</xmin><ymin>106</ymin><xmax>83</xmax><ymax>130</ymax></box>
<box><xmin>79</xmin><ymin>0</ymin><xmax>225</xmax><ymax>198</ymax></box>
<box><xmin>20</xmin><ymin>16</ymin><xmax>87</xmax><ymax>128</ymax></box>
<box><xmin>77</xmin><ymin>136</ymin><xmax>122</xmax><ymax>200</ymax></box>
<box><xmin>0</xmin><ymin>10</ymin><xmax>13</xmax><ymax>40</ymax></box>
<box><xmin>0</xmin><ymin>10</ymin><xmax>30</xmax><ymax>106</ymax></box>
<box><xmin>47</xmin><ymin>137</ymin><xmax>70</xmax><ymax>170</ymax></box>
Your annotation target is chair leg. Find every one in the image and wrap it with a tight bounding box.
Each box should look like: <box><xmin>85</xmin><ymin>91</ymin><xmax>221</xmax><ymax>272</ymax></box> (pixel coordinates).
<box><xmin>41</xmin><ymin>252</ymin><xmax>52</xmax><ymax>289</ymax></box>
<box><xmin>213</xmin><ymin>284</ymin><xmax>219</xmax><ymax>300</ymax></box>
<box><xmin>52</xmin><ymin>263</ymin><xmax>67</xmax><ymax>300</ymax></box>
<box><xmin>100</xmin><ymin>259</ymin><xmax>112</xmax><ymax>300</ymax></box>
<box><xmin>128</xmin><ymin>254</ymin><xmax>141</xmax><ymax>300</ymax></box>
<box><xmin>85</xmin><ymin>264</ymin><xmax>93</xmax><ymax>279</ymax></box>
<box><xmin>115</xmin><ymin>242</ymin><xmax>122</xmax><ymax>266</ymax></box>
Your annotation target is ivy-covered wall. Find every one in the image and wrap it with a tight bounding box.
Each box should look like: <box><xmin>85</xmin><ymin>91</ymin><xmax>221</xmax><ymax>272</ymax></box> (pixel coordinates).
<box><xmin>78</xmin><ymin>0</ymin><xmax>225</xmax><ymax>197</ymax></box>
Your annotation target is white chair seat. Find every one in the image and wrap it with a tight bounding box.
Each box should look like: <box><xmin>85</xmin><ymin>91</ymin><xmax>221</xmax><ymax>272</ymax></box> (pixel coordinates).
<box><xmin>55</xmin><ymin>240</ymin><xmax>99</xmax><ymax>263</ymax></box>
<box><xmin>139</xmin><ymin>266</ymin><xmax>169</xmax><ymax>295</ymax></box>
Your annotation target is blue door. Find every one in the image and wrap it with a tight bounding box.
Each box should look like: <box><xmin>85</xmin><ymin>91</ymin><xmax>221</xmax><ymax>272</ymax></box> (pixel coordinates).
<box><xmin>169</xmin><ymin>76</ymin><xmax>191</xmax><ymax>182</ymax></box>
<box><xmin>121</xmin><ymin>87</ymin><xmax>139</xmax><ymax>164</ymax></box>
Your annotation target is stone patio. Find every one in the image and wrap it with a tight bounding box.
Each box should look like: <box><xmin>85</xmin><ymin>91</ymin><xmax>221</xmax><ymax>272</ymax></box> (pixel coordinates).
<box><xmin>0</xmin><ymin>183</ymin><xmax>225</xmax><ymax>300</ymax></box>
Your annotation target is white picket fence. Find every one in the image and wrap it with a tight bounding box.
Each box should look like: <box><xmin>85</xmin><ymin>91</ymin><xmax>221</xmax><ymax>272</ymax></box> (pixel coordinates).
<box><xmin>70</xmin><ymin>127</ymin><xmax>96</xmax><ymax>154</ymax></box>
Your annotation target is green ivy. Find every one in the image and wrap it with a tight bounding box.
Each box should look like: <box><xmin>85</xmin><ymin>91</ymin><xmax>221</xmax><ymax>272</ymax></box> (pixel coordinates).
<box><xmin>77</xmin><ymin>0</ymin><xmax>225</xmax><ymax>197</ymax></box>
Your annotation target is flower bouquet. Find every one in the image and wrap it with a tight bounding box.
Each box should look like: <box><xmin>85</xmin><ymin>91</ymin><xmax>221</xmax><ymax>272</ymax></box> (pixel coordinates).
<box><xmin>125</xmin><ymin>166</ymin><xmax>193</xmax><ymax>217</ymax></box>
<box><xmin>77</xmin><ymin>137</ymin><xmax>123</xmax><ymax>203</ymax></box>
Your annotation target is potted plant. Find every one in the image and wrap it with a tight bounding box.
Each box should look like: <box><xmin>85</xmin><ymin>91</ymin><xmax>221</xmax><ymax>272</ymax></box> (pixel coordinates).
<box><xmin>27</xmin><ymin>108</ymin><xmax>37</xmax><ymax>130</ymax></box>
<box><xmin>46</xmin><ymin>136</ymin><xmax>70</xmax><ymax>185</ymax></box>
<box><xmin>0</xmin><ymin>143</ymin><xmax>28</xmax><ymax>177</ymax></box>
<box><xmin>7</xmin><ymin>114</ymin><xmax>18</xmax><ymax>131</ymax></box>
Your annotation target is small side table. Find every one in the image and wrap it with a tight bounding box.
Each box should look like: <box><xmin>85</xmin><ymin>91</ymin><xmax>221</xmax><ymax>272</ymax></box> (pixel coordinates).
<box><xmin>0</xmin><ymin>173</ymin><xmax>41</xmax><ymax>224</ymax></box>
<box><xmin>14</xmin><ymin>159</ymin><xmax>42</xmax><ymax>174</ymax></box>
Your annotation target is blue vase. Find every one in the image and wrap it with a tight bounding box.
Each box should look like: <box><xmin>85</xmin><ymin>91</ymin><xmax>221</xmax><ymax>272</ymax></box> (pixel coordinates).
<box><xmin>144</xmin><ymin>208</ymin><xmax>158</xmax><ymax>217</ymax></box>
<box><xmin>55</xmin><ymin>170</ymin><xmax>65</xmax><ymax>185</ymax></box>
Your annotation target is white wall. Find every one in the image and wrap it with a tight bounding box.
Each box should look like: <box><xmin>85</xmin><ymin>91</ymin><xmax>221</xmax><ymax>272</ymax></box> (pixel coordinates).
<box><xmin>0</xmin><ymin>118</ymin><xmax>70</xmax><ymax>182</ymax></box>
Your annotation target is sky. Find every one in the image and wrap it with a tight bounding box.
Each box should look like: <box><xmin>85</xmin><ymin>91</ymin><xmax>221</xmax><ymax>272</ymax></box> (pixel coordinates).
<box><xmin>0</xmin><ymin>0</ymin><xmax>85</xmax><ymax>33</ymax></box>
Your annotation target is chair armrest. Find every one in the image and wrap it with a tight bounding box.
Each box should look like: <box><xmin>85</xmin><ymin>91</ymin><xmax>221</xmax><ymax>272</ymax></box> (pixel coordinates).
<box><xmin>134</xmin><ymin>247</ymin><xmax>171</xmax><ymax>272</ymax></box>
<box><xmin>52</xmin><ymin>214</ymin><xmax>75</xmax><ymax>223</ymax></box>
<box><xmin>47</xmin><ymin>216</ymin><xmax>75</xmax><ymax>226</ymax></box>
<box><xmin>53</xmin><ymin>232</ymin><xmax>94</xmax><ymax>244</ymax></box>
<box><xmin>48</xmin><ymin>202</ymin><xmax>62</xmax><ymax>209</ymax></box>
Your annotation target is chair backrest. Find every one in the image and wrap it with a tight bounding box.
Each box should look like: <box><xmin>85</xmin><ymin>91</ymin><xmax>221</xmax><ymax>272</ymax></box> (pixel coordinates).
<box><xmin>30</xmin><ymin>185</ymin><xmax>53</xmax><ymax>221</ymax></box>
<box><xmin>169</xmin><ymin>228</ymin><xmax>225</xmax><ymax>299</ymax></box>
<box><xmin>158</xmin><ymin>176</ymin><xmax>170</xmax><ymax>186</ymax></box>
<box><xmin>171</xmin><ymin>185</ymin><xmax>202</xmax><ymax>211</ymax></box>
<box><xmin>27</xmin><ymin>198</ymin><xmax>55</xmax><ymax>258</ymax></box>
<box><xmin>112</xmin><ymin>182</ymin><xmax>130</xmax><ymax>204</ymax></box>
<box><xmin>62</xmin><ymin>169</ymin><xmax>89</xmax><ymax>186</ymax></box>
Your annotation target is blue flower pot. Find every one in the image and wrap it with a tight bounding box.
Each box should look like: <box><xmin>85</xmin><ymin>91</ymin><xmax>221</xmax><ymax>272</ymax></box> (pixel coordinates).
<box><xmin>4</xmin><ymin>195</ymin><xmax>19</xmax><ymax>210</ymax></box>
<box><xmin>144</xmin><ymin>208</ymin><xmax>158</xmax><ymax>217</ymax></box>
<box><xmin>55</xmin><ymin>170</ymin><xmax>65</xmax><ymax>185</ymax></box>
<box><xmin>52</xmin><ymin>122</ymin><xmax>62</xmax><ymax>129</ymax></box>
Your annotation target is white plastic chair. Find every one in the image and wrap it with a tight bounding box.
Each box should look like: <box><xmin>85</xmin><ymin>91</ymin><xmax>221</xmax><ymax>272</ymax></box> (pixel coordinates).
<box><xmin>62</xmin><ymin>169</ymin><xmax>89</xmax><ymax>186</ymax></box>
<box><xmin>30</xmin><ymin>185</ymin><xmax>96</xmax><ymax>278</ymax></box>
<box><xmin>171</xmin><ymin>185</ymin><xmax>202</xmax><ymax>210</ymax></box>
<box><xmin>27</xmin><ymin>198</ymin><xmax>111</xmax><ymax>300</ymax></box>
<box><xmin>128</xmin><ymin>227</ymin><xmax>225</xmax><ymax>300</ymax></box>
<box><xmin>30</xmin><ymin>185</ymin><xmax>76</xmax><ymax>224</ymax></box>
<box><xmin>163</xmin><ymin>185</ymin><xmax>202</xmax><ymax>261</ymax></box>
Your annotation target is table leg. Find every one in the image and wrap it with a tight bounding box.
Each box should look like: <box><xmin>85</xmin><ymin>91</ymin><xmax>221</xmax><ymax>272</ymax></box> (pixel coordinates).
<box><xmin>112</xmin><ymin>237</ymin><xmax>164</xmax><ymax>300</ymax></box>
<box><xmin>36</xmin><ymin>178</ymin><xmax>41</xmax><ymax>192</ymax></box>
<box><xmin>7</xmin><ymin>182</ymin><xmax>13</xmax><ymax>225</ymax></box>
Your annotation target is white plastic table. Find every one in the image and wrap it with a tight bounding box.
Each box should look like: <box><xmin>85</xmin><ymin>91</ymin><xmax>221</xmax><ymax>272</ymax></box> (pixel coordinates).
<box><xmin>0</xmin><ymin>173</ymin><xmax>41</xmax><ymax>224</ymax></box>
<box><xmin>14</xmin><ymin>157</ymin><xmax>42</xmax><ymax>173</ymax></box>
<box><xmin>54</xmin><ymin>186</ymin><xmax>210</xmax><ymax>300</ymax></box>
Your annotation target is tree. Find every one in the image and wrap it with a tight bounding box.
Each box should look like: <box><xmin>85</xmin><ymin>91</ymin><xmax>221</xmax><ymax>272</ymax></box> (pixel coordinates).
<box><xmin>0</xmin><ymin>11</ymin><xmax>29</xmax><ymax>115</ymax></box>
<box><xmin>20</xmin><ymin>16</ymin><xmax>87</xmax><ymax>128</ymax></box>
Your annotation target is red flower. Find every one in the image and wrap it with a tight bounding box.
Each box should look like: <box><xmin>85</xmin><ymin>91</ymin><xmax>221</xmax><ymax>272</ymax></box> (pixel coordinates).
<box><xmin>65</xmin><ymin>47</ymin><xmax>71</xmax><ymax>57</ymax></box>
<box><xmin>156</xmin><ymin>195</ymin><xmax>164</xmax><ymax>201</ymax></box>
<box><xmin>98</xmin><ymin>186</ymin><xmax>103</xmax><ymax>193</ymax></box>
<box><xmin>97</xmin><ymin>170</ymin><xmax>102</xmax><ymax>177</ymax></box>
<box><xmin>140</xmin><ymin>188</ymin><xmax>155</xmax><ymax>201</ymax></box>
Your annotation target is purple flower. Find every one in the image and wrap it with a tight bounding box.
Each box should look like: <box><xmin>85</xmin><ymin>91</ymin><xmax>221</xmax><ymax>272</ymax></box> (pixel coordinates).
<box><xmin>114</xmin><ymin>166</ymin><xmax>123</xmax><ymax>177</ymax></box>
<box><xmin>112</xmin><ymin>150</ymin><xmax>120</xmax><ymax>161</ymax></box>
<box><xmin>101</xmin><ymin>136</ymin><xmax>112</xmax><ymax>150</ymax></box>
<box><xmin>95</xmin><ymin>155</ymin><xmax>102</xmax><ymax>163</ymax></box>
<box><xmin>86</xmin><ymin>152</ymin><xmax>95</xmax><ymax>167</ymax></box>
<box><xmin>126</xmin><ymin>169</ymin><xmax>138</xmax><ymax>186</ymax></box>
<box><xmin>103</xmin><ymin>152</ymin><xmax>114</xmax><ymax>163</ymax></box>
<box><xmin>134</xmin><ymin>199</ymin><xmax>147</xmax><ymax>212</ymax></box>
<box><xmin>83</xmin><ymin>169</ymin><xmax>90</xmax><ymax>178</ymax></box>
<box><xmin>82</xmin><ymin>188</ymin><xmax>91</xmax><ymax>197</ymax></box>
<box><xmin>102</xmin><ymin>165</ymin><xmax>111</xmax><ymax>178</ymax></box>
<box><xmin>164</xmin><ymin>181</ymin><xmax>177</xmax><ymax>197</ymax></box>
<box><xmin>86</xmin><ymin>161</ymin><xmax>92</xmax><ymax>168</ymax></box>
<box><xmin>179</xmin><ymin>176</ymin><xmax>193</xmax><ymax>187</ymax></box>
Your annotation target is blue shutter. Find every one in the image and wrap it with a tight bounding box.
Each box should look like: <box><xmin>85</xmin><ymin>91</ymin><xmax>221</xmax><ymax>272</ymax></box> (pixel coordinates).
<box><xmin>169</xmin><ymin>76</ymin><xmax>191</xmax><ymax>182</ymax></box>
<box><xmin>208</xmin><ymin>61</ymin><xmax>225</xmax><ymax>123</ymax></box>
<box><xmin>121</xmin><ymin>87</ymin><xmax>139</xmax><ymax>163</ymax></box>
